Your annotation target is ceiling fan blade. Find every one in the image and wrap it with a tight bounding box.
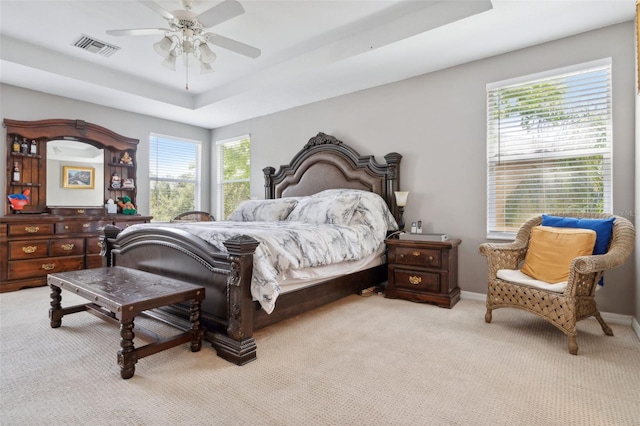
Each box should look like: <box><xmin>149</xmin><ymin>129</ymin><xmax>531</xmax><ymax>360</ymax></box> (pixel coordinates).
<box><xmin>205</xmin><ymin>33</ymin><xmax>261</xmax><ymax>58</ymax></box>
<box><xmin>106</xmin><ymin>28</ymin><xmax>167</xmax><ymax>37</ymax></box>
<box><xmin>139</xmin><ymin>1</ymin><xmax>175</xmax><ymax>21</ymax></box>
<box><xmin>197</xmin><ymin>0</ymin><xmax>245</xmax><ymax>29</ymax></box>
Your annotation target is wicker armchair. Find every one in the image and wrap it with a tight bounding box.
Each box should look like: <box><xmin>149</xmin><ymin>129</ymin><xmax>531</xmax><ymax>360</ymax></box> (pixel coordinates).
<box><xmin>479</xmin><ymin>213</ymin><xmax>635</xmax><ymax>355</ymax></box>
<box><xmin>171</xmin><ymin>211</ymin><xmax>215</xmax><ymax>222</ymax></box>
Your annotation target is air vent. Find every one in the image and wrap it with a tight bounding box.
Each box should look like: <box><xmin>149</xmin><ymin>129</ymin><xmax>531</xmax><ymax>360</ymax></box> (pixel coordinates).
<box><xmin>72</xmin><ymin>34</ymin><xmax>120</xmax><ymax>57</ymax></box>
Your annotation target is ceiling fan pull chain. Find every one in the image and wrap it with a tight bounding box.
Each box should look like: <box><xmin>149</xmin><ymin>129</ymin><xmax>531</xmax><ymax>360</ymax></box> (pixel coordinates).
<box><xmin>185</xmin><ymin>54</ymin><xmax>189</xmax><ymax>91</ymax></box>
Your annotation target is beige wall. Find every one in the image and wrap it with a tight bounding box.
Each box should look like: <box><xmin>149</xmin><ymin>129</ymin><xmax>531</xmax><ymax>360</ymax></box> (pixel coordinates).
<box><xmin>213</xmin><ymin>22</ymin><xmax>637</xmax><ymax>316</ymax></box>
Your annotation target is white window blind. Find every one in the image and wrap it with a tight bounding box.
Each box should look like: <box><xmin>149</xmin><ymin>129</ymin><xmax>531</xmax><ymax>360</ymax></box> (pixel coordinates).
<box><xmin>216</xmin><ymin>135</ymin><xmax>250</xmax><ymax>220</ymax></box>
<box><xmin>486</xmin><ymin>59</ymin><xmax>612</xmax><ymax>238</ymax></box>
<box><xmin>149</xmin><ymin>133</ymin><xmax>201</xmax><ymax>222</ymax></box>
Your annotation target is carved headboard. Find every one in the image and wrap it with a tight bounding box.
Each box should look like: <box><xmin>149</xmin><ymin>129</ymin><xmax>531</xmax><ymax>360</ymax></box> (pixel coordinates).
<box><xmin>263</xmin><ymin>132</ymin><xmax>402</xmax><ymax>222</ymax></box>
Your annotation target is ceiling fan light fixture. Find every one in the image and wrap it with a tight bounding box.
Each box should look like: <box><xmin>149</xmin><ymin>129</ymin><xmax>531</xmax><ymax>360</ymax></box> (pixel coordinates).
<box><xmin>200</xmin><ymin>62</ymin><xmax>214</xmax><ymax>74</ymax></box>
<box><xmin>198</xmin><ymin>43</ymin><xmax>216</xmax><ymax>64</ymax></box>
<box><xmin>161</xmin><ymin>53</ymin><xmax>177</xmax><ymax>71</ymax></box>
<box><xmin>153</xmin><ymin>36</ymin><xmax>173</xmax><ymax>57</ymax></box>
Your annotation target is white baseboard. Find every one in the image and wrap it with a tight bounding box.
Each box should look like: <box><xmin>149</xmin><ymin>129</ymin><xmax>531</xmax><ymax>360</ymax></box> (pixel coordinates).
<box><xmin>632</xmin><ymin>317</ymin><xmax>640</xmax><ymax>342</ymax></box>
<box><xmin>460</xmin><ymin>290</ymin><xmax>637</xmax><ymax>329</ymax></box>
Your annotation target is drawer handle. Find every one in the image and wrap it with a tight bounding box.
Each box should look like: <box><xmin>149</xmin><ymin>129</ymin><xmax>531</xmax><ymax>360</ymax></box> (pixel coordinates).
<box><xmin>408</xmin><ymin>275</ymin><xmax>422</xmax><ymax>285</ymax></box>
<box><xmin>25</xmin><ymin>226</ymin><xmax>39</xmax><ymax>233</ymax></box>
<box><xmin>83</xmin><ymin>223</ymin><xmax>90</xmax><ymax>228</ymax></box>
<box><xmin>41</xmin><ymin>263</ymin><xmax>56</xmax><ymax>271</ymax></box>
<box><xmin>428</xmin><ymin>256</ymin><xmax>434</xmax><ymax>261</ymax></box>
<box><xmin>76</xmin><ymin>209</ymin><xmax>85</xmax><ymax>214</ymax></box>
<box><xmin>22</xmin><ymin>246</ymin><xmax>37</xmax><ymax>254</ymax></box>
<box><xmin>61</xmin><ymin>243</ymin><xmax>75</xmax><ymax>251</ymax></box>
<box><xmin>64</xmin><ymin>225</ymin><xmax>69</xmax><ymax>230</ymax></box>
<box><xmin>412</xmin><ymin>251</ymin><xmax>420</xmax><ymax>257</ymax></box>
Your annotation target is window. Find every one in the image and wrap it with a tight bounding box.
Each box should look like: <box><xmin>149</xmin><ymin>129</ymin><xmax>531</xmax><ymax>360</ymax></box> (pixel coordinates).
<box><xmin>486</xmin><ymin>59</ymin><xmax>612</xmax><ymax>238</ymax></box>
<box><xmin>216</xmin><ymin>135</ymin><xmax>250</xmax><ymax>220</ymax></box>
<box><xmin>149</xmin><ymin>133</ymin><xmax>201</xmax><ymax>222</ymax></box>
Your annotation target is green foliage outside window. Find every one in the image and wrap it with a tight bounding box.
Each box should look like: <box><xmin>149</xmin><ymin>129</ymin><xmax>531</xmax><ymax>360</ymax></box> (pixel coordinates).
<box><xmin>220</xmin><ymin>138</ymin><xmax>250</xmax><ymax>219</ymax></box>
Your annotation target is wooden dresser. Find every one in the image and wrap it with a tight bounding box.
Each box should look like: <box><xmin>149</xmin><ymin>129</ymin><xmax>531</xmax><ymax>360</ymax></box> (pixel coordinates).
<box><xmin>2</xmin><ymin>118</ymin><xmax>152</xmax><ymax>292</ymax></box>
<box><xmin>0</xmin><ymin>211</ymin><xmax>151</xmax><ymax>292</ymax></box>
<box><xmin>385</xmin><ymin>237</ymin><xmax>461</xmax><ymax>308</ymax></box>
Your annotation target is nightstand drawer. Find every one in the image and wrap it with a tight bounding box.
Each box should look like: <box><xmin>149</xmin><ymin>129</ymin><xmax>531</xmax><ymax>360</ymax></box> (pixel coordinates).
<box><xmin>394</xmin><ymin>247</ymin><xmax>441</xmax><ymax>268</ymax></box>
<box><xmin>392</xmin><ymin>268</ymin><xmax>440</xmax><ymax>292</ymax></box>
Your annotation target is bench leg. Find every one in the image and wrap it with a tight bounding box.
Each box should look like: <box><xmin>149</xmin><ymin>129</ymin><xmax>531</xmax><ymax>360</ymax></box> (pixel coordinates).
<box><xmin>190</xmin><ymin>299</ymin><xmax>203</xmax><ymax>352</ymax></box>
<box><xmin>49</xmin><ymin>285</ymin><xmax>63</xmax><ymax>328</ymax></box>
<box><xmin>118</xmin><ymin>319</ymin><xmax>137</xmax><ymax>379</ymax></box>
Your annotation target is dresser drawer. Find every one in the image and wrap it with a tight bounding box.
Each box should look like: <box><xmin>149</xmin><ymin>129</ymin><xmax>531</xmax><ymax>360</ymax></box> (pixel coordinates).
<box><xmin>50</xmin><ymin>238</ymin><xmax>85</xmax><ymax>256</ymax></box>
<box><xmin>8</xmin><ymin>256</ymin><xmax>84</xmax><ymax>280</ymax></box>
<box><xmin>55</xmin><ymin>221</ymin><xmax>105</xmax><ymax>234</ymax></box>
<box><xmin>392</xmin><ymin>268</ymin><xmax>440</xmax><ymax>292</ymax></box>
<box><xmin>8</xmin><ymin>224</ymin><xmax>54</xmax><ymax>237</ymax></box>
<box><xmin>8</xmin><ymin>240</ymin><xmax>49</xmax><ymax>259</ymax></box>
<box><xmin>86</xmin><ymin>236</ymin><xmax>103</xmax><ymax>254</ymax></box>
<box><xmin>394</xmin><ymin>247</ymin><xmax>441</xmax><ymax>268</ymax></box>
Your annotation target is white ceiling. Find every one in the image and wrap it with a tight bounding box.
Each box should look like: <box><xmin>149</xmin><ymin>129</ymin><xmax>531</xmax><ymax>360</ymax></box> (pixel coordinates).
<box><xmin>0</xmin><ymin>0</ymin><xmax>635</xmax><ymax>129</ymax></box>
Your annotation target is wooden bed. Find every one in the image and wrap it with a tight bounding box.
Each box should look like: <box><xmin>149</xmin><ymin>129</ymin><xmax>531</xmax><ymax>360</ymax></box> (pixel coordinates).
<box><xmin>102</xmin><ymin>132</ymin><xmax>402</xmax><ymax>365</ymax></box>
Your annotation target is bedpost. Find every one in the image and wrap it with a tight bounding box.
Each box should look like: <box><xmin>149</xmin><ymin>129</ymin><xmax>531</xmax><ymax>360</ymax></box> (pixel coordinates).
<box><xmin>263</xmin><ymin>166</ymin><xmax>275</xmax><ymax>199</ymax></box>
<box><xmin>213</xmin><ymin>235</ymin><xmax>260</xmax><ymax>365</ymax></box>
<box><xmin>384</xmin><ymin>152</ymin><xmax>403</xmax><ymax>225</ymax></box>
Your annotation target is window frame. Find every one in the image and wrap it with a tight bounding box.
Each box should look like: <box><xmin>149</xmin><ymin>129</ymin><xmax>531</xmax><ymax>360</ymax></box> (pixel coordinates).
<box><xmin>486</xmin><ymin>58</ymin><xmax>613</xmax><ymax>240</ymax></box>
<box><xmin>215</xmin><ymin>134</ymin><xmax>251</xmax><ymax>220</ymax></box>
<box><xmin>149</xmin><ymin>132</ymin><xmax>202</xmax><ymax>222</ymax></box>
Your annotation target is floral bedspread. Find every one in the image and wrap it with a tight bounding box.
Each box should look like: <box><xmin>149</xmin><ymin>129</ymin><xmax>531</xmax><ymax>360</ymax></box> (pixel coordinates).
<box><xmin>120</xmin><ymin>220</ymin><xmax>383</xmax><ymax>313</ymax></box>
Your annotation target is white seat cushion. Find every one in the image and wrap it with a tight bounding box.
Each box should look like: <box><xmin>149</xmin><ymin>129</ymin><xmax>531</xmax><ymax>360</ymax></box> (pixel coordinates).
<box><xmin>496</xmin><ymin>269</ymin><xmax>567</xmax><ymax>293</ymax></box>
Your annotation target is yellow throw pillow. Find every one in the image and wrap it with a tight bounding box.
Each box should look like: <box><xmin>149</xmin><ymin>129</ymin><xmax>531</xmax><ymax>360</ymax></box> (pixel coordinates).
<box><xmin>520</xmin><ymin>226</ymin><xmax>597</xmax><ymax>284</ymax></box>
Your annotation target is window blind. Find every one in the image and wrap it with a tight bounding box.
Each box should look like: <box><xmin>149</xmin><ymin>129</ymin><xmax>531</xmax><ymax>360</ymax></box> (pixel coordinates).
<box><xmin>149</xmin><ymin>133</ymin><xmax>201</xmax><ymax>222</ymax></box>
<box><xmin>486</xmin><ymin>59</ymin><xmax>612</xmax><ymax>238</ymax></box>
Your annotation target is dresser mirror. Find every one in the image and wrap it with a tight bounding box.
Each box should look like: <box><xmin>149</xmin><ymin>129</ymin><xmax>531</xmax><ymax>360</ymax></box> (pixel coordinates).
<box><xmin>46</xmin><ymin>139</ymin><xmax>105</xmax><ymax>207</ymax></box>
<box><xmin>4</xmin><ymin>118</ymin><xmax>139</xmax><ymax>215</ymax></box>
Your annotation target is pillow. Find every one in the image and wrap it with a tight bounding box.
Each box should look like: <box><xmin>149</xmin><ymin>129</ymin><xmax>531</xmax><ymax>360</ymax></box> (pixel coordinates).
<box><xmin>520</xmin><ymin>226</ymin><xmax>597</xmax><ymax>284</ymax></box>
<box><xmin>228</xmin><ymin>198</ymin><xmax>298</xmax><ymax>221</ymax></box>
<box><xmin>541</xmin><ymin>215</ymin><xmax>614</xmax><ymax>255</ymax></box>
<box><xmin>302</xmin><ymin>188</ymin><xmax>398</xmax><ymax>232</ymax></box>
<box><xmin>286</xmin><ymin>191</ymin><xmax>361</xmax><ymax>225</ymax></box>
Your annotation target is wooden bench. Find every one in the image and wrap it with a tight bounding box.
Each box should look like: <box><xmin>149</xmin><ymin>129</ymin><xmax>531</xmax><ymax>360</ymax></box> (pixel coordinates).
<box><xmin>47</xmin><ymin>266</ymin><xmax>205</xmax><ymax>379</ymax></box>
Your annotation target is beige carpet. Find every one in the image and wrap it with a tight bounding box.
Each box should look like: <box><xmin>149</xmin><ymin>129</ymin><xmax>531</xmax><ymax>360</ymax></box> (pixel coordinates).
<box><xmin>1</xmin><ymin>286</ymin><xmax>639</xmax><ymax>426</ymax></box>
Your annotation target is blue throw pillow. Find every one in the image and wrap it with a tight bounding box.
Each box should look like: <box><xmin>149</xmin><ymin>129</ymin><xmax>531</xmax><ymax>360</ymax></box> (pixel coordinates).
<box><xmin>541</xmin><ymin>215</ymin><xmax>614</xmax><ymax>286</ymax></box>
<box><xmin>541</xmin><ymin>215</ymin><xmax>614</xmax><ymax>255</ymax></box>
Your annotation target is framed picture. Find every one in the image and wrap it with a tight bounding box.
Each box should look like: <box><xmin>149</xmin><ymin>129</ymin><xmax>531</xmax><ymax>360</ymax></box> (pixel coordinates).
<box><xmin>62</xmin><ymin>166</ymin><xmax>95</xmax><ymax>189</ymax></box>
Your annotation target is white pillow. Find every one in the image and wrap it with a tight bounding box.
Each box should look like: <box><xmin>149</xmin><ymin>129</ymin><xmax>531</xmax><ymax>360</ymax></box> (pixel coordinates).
<box><xmin>286</xmin><ymin>190</ymin><xmax>361</xmax><ymax>225</ymax></box>
<box><xmin>228</xmin><ymin>198</ymin><xmax>299</xmax><ymax>221</ymax></box>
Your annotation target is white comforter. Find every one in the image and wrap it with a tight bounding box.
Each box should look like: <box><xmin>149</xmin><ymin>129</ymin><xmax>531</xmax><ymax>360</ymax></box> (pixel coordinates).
<box><xmin>120</xmin><ymin>220</ymin><xmax>383</xmax><ymax>313</ymax></box>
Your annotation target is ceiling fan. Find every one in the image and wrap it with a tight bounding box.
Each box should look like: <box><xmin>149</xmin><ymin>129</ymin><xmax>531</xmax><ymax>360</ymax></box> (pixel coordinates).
<box><xmin>106</xmin><ymin>0</ymin><xmax>261</xmax><ymax>89</ymax></box>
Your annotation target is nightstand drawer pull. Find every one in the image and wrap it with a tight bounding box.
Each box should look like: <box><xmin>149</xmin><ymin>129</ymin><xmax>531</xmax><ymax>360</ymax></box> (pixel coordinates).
<box><xmin>412</xmin><ymin>251</ymin><xmax>421</xmax><ymax>257</ymax></box>
<box><xmin>60</xmin><ymin>243</ymin><xmax>75</xmax><ymax>251</ymax></box>
<box><xmin>22</xmin><ymin>246</ymin><xmax>37</xmax><ymax>254</ymax></box>
<box><xmin>41</xmin><ymin>263</ymin><xmax>56</xmax><ymax>271</ymax></box>
<box><xmin>25</xmin><ymin>226</ymin><xmax>39</xmax><ymax>233</ymax></box>
<box><xmin>408</xmin><ymin>275</ymin><xmax>422</xmax><ymax>285</ymax></box>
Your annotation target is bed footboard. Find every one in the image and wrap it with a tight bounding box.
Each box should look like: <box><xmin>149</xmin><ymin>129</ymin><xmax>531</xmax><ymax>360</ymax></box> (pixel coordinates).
<box><xmin>101</xmin><ymin>225</ymin><xmax>260</xmax><ymax>365</ymax></box>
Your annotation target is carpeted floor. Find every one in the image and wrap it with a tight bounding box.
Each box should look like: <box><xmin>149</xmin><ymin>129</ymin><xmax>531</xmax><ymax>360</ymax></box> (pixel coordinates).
<box><xmin>1</xmin><ymin>286</ymin><xmax>639</xmax><ymax>425</ymax></box>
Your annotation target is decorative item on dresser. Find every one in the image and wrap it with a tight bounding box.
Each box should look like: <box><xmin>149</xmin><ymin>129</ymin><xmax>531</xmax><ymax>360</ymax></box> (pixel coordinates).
<box><xmin>385</xmin><ymin>236</ymin><xmax>461</xmax><ymax>308</ymax></box>
<box><xmin>1</xmin><ymin>119</ymin><xmax>152</xmax><ymax>293</ymax></box>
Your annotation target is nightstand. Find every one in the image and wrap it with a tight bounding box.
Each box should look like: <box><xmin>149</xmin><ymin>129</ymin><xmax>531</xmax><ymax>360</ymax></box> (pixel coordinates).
<box><xmin>385</xmin><ymin>237</ymin><xmax>461</xmax><ymax>308</ymax></box>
